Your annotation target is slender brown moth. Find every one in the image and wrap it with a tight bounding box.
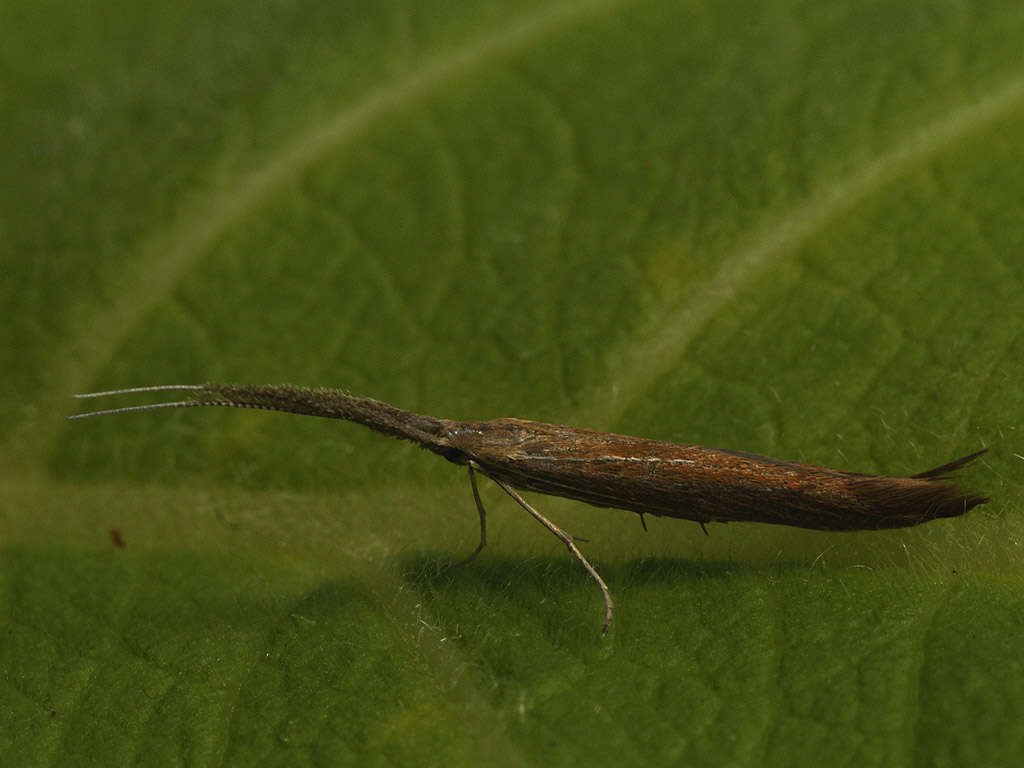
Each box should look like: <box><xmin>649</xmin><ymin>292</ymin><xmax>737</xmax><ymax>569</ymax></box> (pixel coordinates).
<box><xmin>69</xmin><ymin>383</ymin><xmax>988</xmax><ymax>631</ymax></box>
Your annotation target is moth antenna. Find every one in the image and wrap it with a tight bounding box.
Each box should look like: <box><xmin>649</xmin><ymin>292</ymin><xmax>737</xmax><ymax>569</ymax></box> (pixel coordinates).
<box><xmin>67</xmin><ymin>400</ymin><xmax>234</xmax><ymax>420</ymax></box>
<box><xmin>70</xmin><ymin>384</ymin><xmax>221</xmax><ymax>420</ymax></box>
<box><xmin>67</xmin><ymin>383</ymin><xmax>450</xmax><ymax>451</ymax></box>
<box><xmin>73</xmin><ymin>384</ymin><xmax>207</xmax><ymax>399</ymax></box>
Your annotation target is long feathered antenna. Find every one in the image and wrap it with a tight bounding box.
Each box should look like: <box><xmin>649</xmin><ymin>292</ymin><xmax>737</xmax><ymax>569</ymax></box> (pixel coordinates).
<box><xmin>69</xmin><ymin>383</ymin><xmax>452</xmax><ymax>449</ymax></box>
<box><xmin>69</xmin><ymin>385</ymin><xmax>221</xmax><ymax>419</ymax></box>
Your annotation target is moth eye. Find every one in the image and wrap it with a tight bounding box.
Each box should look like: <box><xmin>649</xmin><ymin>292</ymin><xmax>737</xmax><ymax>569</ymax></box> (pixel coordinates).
<box><xmin>440</xmin><ymin>448</ymin><xmax>469</xmax><ymax>465</ymax></box>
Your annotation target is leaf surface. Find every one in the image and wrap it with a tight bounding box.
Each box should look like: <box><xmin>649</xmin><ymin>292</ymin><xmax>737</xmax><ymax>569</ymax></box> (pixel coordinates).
<box><xmin>3</xmin><ymin>1</ymin><xmax>1023</xmax><ymax>765</ymax></box>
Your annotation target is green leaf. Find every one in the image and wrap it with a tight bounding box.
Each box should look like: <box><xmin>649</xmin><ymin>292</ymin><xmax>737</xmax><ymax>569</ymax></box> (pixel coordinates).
<box><xmin>3</xmin><ymin>0</ymin><xmax>1023</xmax><ymax>765</ymax></box>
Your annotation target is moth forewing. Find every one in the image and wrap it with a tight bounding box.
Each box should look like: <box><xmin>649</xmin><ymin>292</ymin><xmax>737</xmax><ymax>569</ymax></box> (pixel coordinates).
<box><xmin>442</xmin><ymin>418</ymin><xmax>987</xmax><ymax>531</ymax></box>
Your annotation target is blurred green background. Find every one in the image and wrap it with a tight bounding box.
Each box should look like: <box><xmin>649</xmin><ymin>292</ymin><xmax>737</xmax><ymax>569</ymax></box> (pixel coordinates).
<box><xmin>3</xmin><ymin>1</ymin><xmax>1023</xmax><ymax>765</ymax></box>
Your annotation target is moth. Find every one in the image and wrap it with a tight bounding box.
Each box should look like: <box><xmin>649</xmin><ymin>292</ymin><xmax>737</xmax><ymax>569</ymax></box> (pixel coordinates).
<box><xmin>70</xmin><ymin>383</ymin><xmax>988</xmax><ymax>631</ymax></box>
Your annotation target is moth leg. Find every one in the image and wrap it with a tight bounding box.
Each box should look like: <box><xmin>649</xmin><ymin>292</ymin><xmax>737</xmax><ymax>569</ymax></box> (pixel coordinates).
<box><xmin>485</xmin><ymin>473</ymin><xmax>614</xmax><ymax>633</ymax></box>
<box><xmin>449</xmin><ymin>462</ymin><xmax>488</xmax><ymax>568</ymax></box>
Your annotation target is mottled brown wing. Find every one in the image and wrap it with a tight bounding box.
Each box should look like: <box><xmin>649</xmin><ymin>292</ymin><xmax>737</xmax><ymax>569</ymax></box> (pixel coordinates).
<box><xmin>445</xmin><ymin>418</ymin><xmax>987</xmax><ymax>531</ymax></box>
